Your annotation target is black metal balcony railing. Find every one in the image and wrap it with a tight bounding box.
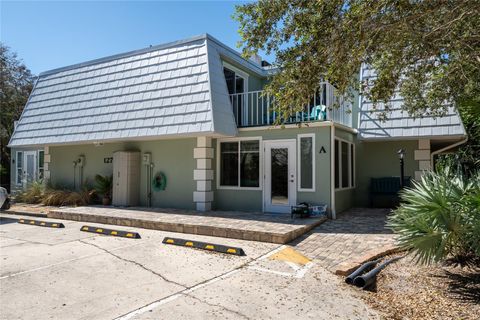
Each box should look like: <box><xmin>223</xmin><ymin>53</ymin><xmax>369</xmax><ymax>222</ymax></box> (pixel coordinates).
<box><xmin>229</xmin><ymin>82</ymin><xmax>353</xmax><ymax>128</ymax></box>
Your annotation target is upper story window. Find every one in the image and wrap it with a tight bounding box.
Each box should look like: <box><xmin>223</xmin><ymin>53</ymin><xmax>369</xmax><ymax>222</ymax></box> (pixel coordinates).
<box><xmin>222</xmin><ymin>62</ymin><xmax>248</xmax><ymax>95</ymax></box>
<box><xmin>223</xmin><ymin>62</ymin><xmax>249</xmax><ymax>126</ymax></box>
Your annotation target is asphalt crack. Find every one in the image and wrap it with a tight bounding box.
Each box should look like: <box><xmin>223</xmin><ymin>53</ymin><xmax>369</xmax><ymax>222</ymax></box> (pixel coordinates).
<box><xmin>183</xmin><ymin>293</ymin><xmax>252</xmax><ymax>320</ymax></box>
<box><xmin>114</xmin><ymin>245</ymin><xmax>283</xmax><ymax>320</ymax></box>
<box><xmin>78</xmin><ymin>240</ymin><xmax>185</xmax><ymax>288</ymax></box>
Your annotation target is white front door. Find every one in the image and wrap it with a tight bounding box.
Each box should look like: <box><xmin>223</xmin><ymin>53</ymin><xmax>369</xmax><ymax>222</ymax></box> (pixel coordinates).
<box><xmin>23</xmin><ymin>151</ymin><xmax>37</xmax><ymax>188</ymax></box>
<box><xmin>263</xmin><ymin>140</ymin><xmax>297</xmax><ymax>213</ymax></box>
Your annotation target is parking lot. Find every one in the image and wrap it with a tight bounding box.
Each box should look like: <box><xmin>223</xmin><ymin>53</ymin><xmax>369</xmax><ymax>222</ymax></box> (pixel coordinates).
<box><xmin>0</xmin><ymin>213</ymin><xmax>378</xmax><ymax>320</ymax></box>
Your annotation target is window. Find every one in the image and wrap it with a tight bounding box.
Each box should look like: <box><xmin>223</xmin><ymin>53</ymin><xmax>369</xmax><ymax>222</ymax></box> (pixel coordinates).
<box><xmin>218</xmin><ymin>139</ymin><xmax>260</xmax><ymax>189</ymax></box>
<box><xmin>223</xmin><ymin>63</ymin><xmax>248</xmax><ymax>126</ymax></box>
<box><xmin>16</xmin><ymin>151</ymin><xmax>23</xmax><ymax>185</ymax></box>
<box><xmin>335</xmin><ymin>139</ymin><xmax>355</xmax><ymax>189</ymax></box>
<box><xmin>220</xmin><ymin>142</ymin><xmax>238</xmax><ymax>186</ymax></box>
<box><xmin>38</xmin><ymin>150</ymin><xmax>45</xmax><ymax>180</ymax></box>
<box><xmin>240</xmin><ymin>141</ymin><xmax>260</xmax><ymax>187</ymax></box>
<box><xmin>298</xmin><ymin>134</ymin><xmax>315</xmax><ymax>191</ymax></box>
<box><xmin>350</xmin><ymin>144</ymin><xmax>355</xmax><ymax>186</ymax></box>
<box><xmin>341</xmin><ymin>142</ymin><xmax>349</xmax><ymax>187</ymax></box>
<box><xmin>223</xmin><ymin>65</ymin><xmax>247</xmax><ymax>95</ymax></box>
<box><xmin>334</xmin><ymin>141</ymin><xmax>339</xmax><ymax>189</ymax></box>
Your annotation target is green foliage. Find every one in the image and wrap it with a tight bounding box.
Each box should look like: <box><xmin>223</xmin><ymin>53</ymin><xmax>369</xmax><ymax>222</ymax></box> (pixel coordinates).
<box><xmin>15</xmin><ymin>180</ymin><xmax>94</xmax><ymax>207</ymax></box>
<box><xmin>0</xmin><ymin>43</ymin><xmax>34</xmax><ymax>188</ymax></box>
<box><xmin>94</xmin><ymin>174</ymin><xmax>113</xmax><ymax>198</ymax></box>
<box><xmin>388</xmin><ymin>167</ymin><xmax>480</xmax><ymax>266</ymax></box>
<box><xmin>234</xmin><ymin>1</ymin><xmax>480</xmax><ymax>121</ymax></box>
<box><xmin>436</xmin><ymin>98</ymin><xmax>480</xmax><ymax>176</ymax></box>
<box><xmin>16</xmin><ymin>180</ymin><xmax>44</xmax><ymax>204</ymax></box>
<box><xmin>41</xmin><ymin>188</ymin><xmax>94</xmax><ymax>207</ymax></box>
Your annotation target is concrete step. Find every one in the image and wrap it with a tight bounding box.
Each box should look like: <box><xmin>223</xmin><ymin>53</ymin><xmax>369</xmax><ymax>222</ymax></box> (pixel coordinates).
<box><xmin>2</xmin><ymin>209</ymin><xmax>48</xmax><ymax>218</ymax></box>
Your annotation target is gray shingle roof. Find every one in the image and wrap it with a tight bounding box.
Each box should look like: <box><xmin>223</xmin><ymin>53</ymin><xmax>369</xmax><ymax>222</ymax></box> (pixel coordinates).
<box><xmin>358</xmin><ymin>65</ymin><xmax>466</xmax><ymax>140</ymax></box>
<box><xmin>9</xmin><ymin>34</ymin><xmax>246</xmax><ymax>147</ymax></box>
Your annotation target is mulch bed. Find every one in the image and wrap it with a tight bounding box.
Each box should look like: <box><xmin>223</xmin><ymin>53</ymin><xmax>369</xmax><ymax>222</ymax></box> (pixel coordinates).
<box><xmin>359</xmin><ymin>255</ymin><xmax>480</xmax><ymax>319</ymax></box>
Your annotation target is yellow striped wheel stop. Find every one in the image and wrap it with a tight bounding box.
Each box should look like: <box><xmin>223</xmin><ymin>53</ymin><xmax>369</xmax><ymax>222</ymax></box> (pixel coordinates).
<box><xmin>80</xmin><ymin>226</ymin><xmax>141</xmax><ymax>239</ymax></box>
<box><xmin>18</xmin><ymin>219</ymin><xmax>64</xmax><ymax>228</ymax></box>
<box><xmin>162</xmin><ymin>237</ymin><xmax>245</xmax><ymax>256</ymax></box>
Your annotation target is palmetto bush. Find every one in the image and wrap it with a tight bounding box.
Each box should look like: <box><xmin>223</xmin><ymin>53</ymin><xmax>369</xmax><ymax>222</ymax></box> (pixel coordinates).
<box><xmin>388</xmin><ymin>167</ymin><xmax>480</xmax><ymax>266</ymax></box>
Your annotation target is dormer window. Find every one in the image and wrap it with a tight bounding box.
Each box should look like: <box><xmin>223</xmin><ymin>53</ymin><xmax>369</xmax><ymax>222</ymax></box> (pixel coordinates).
<box><xmin>223</xmin><ymin>64</ymin><xmax>248</xmax><ymax>94</ymax></box>
<box><xmin>223</xmin><ymin>62</ymin><xmax>249</xmax><ymax>126</ymax></box>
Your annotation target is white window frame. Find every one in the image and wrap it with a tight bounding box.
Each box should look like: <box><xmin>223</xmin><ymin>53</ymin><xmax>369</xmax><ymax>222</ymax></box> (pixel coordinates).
<box><xmin>334</xmin><ymin>137</ymin><xmax>356</xmax><ymax>191</ymax></box>
<box><xmin>223</xmin><ymin>62</ymin><xmax>250</xmax><ymax>127</ymax></box>
<box><xmin>222</xmin><ymin>61</ymin><xmax>249</xmax><ymax>92</ymax></box>
<box><xmin>16</xmin><ymin>151</ymin><xmax>23</xmax><ymax>185</ymax></box>
<box><xmin>216</xmin><ymin>136</ymin><xmax>262</xmax><ymax>191</ymax></box>
<box><xmin>297</xmin><ymin>133</ymin><xmax>316</xmax><ymax>192</ymax></box>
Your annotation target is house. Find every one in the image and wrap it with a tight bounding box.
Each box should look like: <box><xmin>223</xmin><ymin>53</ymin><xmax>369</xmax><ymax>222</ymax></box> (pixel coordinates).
<box><xmin>8</xmin><ymin>34</ymin><xmax>466</xmax><ymax>216</ymax></box>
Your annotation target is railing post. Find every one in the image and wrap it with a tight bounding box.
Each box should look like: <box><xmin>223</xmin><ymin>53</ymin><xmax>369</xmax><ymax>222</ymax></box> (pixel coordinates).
<box><xmin>267</xmin><ymin>93</ymin><xmax>270</xmax><ymax>125</ymax></box>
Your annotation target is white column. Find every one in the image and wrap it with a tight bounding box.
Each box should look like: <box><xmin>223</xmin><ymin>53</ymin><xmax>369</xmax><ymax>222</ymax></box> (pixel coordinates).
<box><xmin>193</xmin><ymin>137</ymin><xmax>214</xmax><ymax>211</ymax></box>
<box><xmin>414</xmin><ymin>139</ymin><xmax>430</xmax><ymax>181</ymax></box>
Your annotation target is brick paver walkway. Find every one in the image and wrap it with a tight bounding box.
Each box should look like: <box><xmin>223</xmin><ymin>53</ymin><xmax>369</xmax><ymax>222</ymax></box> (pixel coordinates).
<box><xmin>291</xmin><ymin>208</ymin><xmax>396</xmax><ymax>272</ymax></box>
<box><xmin>48</xmin><ymin>206</ymin><xmax>326</xmax><ymax>244</ymax></box>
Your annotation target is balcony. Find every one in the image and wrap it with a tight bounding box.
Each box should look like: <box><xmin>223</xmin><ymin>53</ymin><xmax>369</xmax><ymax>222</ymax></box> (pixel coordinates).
<box><xmin>229</xmin><ymin>82</ymin><xmax>353</xmax><ymax>128</ymax></box>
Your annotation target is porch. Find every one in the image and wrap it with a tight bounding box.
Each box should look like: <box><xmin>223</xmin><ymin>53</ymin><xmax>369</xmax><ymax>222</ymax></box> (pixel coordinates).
<box><xmin>47</xmin><ymin>206</ymin><xmax>327</xmax><ymax>244</ymax></box>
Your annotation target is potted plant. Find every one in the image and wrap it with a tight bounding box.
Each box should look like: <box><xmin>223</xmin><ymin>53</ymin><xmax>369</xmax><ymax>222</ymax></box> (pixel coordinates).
<box><xmin>94</xmin><ymin>174</ymin><xmax>113</xmax><ymax>205</ymax></box>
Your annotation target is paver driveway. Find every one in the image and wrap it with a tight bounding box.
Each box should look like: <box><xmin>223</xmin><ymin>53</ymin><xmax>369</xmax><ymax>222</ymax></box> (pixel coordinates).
<box><xmin>292</xmin><ymin>208</ymin><xmax>396</xmax><ymax>272</ymax></box>
<box><xmin>0</xmin><ymin>213</ymin><xmax>379</xmax><ymax>320</ymax></box>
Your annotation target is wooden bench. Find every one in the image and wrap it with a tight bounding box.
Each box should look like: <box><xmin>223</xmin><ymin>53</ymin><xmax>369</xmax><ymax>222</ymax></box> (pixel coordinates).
<box><xmin>370</xmin><ymin>177</ymin><xmax>411</xmax><ymax>208</ymax></box>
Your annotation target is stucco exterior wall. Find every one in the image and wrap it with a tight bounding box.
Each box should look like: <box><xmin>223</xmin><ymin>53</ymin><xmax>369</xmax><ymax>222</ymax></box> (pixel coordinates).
<box><xmin>213</xmin><ymin>125</ymin><xmax>332</xmax><ymax>212</ymax></box>
<box><xmin>48</xmin><ymin>138</ymin><xmax>197</xmax><ymax>209</ymax></box>
<box><xmin>334</xmin><ymin>127</ymin><xmax>357</xmax><ymax>213</ymax></box>
<box><xmin>335</xmin><ymin>189</ymin><xmax>354</xmax><ymax>213</ymax></box>
<box><xmin>10</xmin><ymin>149</ymin><xmax>20</xmax><ymax>193</ymax></box>
<box><xmin>354</xmin><ymin>139</ymin><xmax>418</xmax><ymax>207</ymax></box>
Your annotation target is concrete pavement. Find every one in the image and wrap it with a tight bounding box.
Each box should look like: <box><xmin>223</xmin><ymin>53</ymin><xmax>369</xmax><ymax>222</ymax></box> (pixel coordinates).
<box><xmin>0</xmin><ymin>213</ymin><xmax>379</xmax><ymax>320</ymax></box>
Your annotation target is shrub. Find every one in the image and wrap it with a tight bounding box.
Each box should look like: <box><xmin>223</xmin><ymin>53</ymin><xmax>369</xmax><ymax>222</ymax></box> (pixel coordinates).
<box><xmin>16</xmin><ymin>180</ymin><xmax>44</xmax><ymax>204</ymax></box>
<box><xmin>94</xmin><ymin>174</ymin><xmax>113</xmax><ymax>198</ymax></box>
<box><xmin>388</xmin><ymin>167</ymin><xmax>480</xmax><ymax>266</ymax></box>
<box><xmin>42</xmin><ymin>188</ymin><xmax>94</xmax><ymax>207</ymax></box>
<box><xmin>14</xmin><ymin>179</ymin><xmax>95</xmax><ymax>207</ymax></box>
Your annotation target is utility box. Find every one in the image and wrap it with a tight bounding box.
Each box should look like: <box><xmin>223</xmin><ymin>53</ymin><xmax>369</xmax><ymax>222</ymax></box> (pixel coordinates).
<box><xmin>142</xmin><ymin>152</ymin><xmax>151</xmax><ymax>165</ymax></box>
<box><xmin>112</xmin><ymin>151</ymin><xmax>140</xmax><ymax>207</ymax></box>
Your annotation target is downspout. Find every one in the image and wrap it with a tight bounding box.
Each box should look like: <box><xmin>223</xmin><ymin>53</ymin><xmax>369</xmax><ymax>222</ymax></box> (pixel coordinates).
<box><xmin>330</xmin><ymin>123</ymin><xmax>336</xmax><ymax>219</ymax></box>
<box><xmin>430</xmin><ymin>137</ymin><xmax>468</xmax><ymax>169</ymax></box>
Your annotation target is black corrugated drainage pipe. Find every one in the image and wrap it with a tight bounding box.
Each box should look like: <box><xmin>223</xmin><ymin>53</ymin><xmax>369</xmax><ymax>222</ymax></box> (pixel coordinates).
<box><xmin>345</xmin><ymin>259</ymin><xmax>380</xmax><ymax>285</ymax></box>
<box><xmin>353</xmin><ymin>256</ymin><xmax>403</xmax><ymax>289</ymax></box>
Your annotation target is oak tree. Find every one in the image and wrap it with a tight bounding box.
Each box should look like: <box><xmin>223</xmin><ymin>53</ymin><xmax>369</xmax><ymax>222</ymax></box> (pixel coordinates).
<box><xmin>234</xmin><ymin>0</ymin><xmax>480</xmax><ymax>119</ymax></box>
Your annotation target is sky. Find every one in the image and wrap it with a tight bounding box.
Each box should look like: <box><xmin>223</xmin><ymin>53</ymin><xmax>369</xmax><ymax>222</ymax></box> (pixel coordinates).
<box><xmin>1</xmin><ymin>1</ymin><xmax>272</xmax><ymax>75</ymax></box>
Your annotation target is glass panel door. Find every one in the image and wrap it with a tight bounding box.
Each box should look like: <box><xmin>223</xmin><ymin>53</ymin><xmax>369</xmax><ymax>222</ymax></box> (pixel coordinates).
<box><xmin>23</xmin><ymin>151</ymin><xmax>37</xmax><ymax>188</ymax></box>
<box><xmin>264</xmin><ymin>140</ymin><xmax>296</xmax><ymax>213</ymax></box>
<box><xmin>271</xmin><ymin>148</ymin><xmax>289</xmax><ymax>205</ymax></box>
